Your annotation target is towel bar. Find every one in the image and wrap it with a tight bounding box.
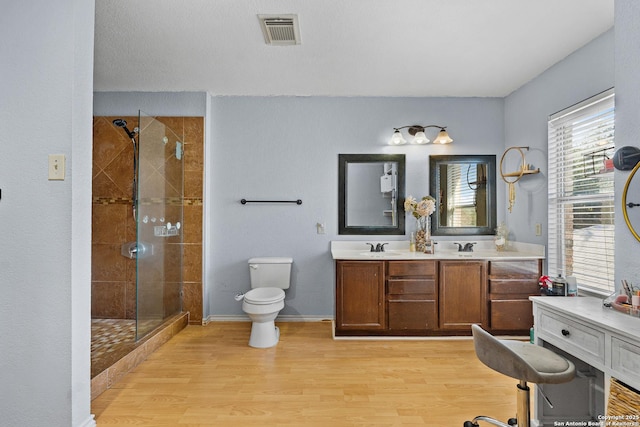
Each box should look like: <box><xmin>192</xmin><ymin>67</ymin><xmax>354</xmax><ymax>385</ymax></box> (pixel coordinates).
<box><xmin>240</xmin><ymin>199</ymin><xmax>302</xmax><ymax>205</ymax></box>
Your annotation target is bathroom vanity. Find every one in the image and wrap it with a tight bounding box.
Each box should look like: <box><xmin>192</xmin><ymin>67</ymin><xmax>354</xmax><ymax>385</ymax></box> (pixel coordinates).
<box><xmin>332</xmin><ymin>241</ymin><xmax>544</xmax><ymax>336</ymax></box>
<box><xmin>530</xmin><ymin>296</ymin><xmax>640</xmax><ymax>426</ymax></box>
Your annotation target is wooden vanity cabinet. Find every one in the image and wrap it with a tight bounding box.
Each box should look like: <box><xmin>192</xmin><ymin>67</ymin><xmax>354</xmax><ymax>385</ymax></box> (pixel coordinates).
<box><xmin>439</xmin><ymin>261</ymin><xmax>487</xmax><ymax>331</ymax></box>
<box><xmin>335</xmin><ymin>257</ymin><xmax>543</xmax><ymax>336</ymax></box>
<box><xmin>335</xmin><ymin>261</ymin><xmax>385</xmax><ymax>334</ymax></box>
<box><xmin>487</xmin><ymin>260</ymin><xmax>542</xmax><ymax>332</ymax></box>
<box><xmin>386</xmin><ymin>261</ymin><xmax>438</xmax><ymax>331</ymax></box>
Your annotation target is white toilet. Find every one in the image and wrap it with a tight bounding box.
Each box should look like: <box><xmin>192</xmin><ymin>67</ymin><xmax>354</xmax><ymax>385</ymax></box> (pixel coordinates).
<box><xmin>238</xmin><ymin>257</ymin><xmax>292</xmax><ymax>348</ymax></box>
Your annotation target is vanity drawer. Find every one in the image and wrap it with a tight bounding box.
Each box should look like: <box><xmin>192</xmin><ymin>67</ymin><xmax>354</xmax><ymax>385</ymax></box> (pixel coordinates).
<box><xmin>611</xmin><ymin>337</ymin><xmax>640</xmax><ymax>388</ymax></box>
<box><xmin>489</xmin><ymin>280</ymin><xmax>540</xmax><ymax>295</ymax></box>
<box><xmin>387</xmin><ymin>261</ymin><xmax>436</xmax><ymax>277</ymax></box>
<box><xmin>388</xmin><ymin>279</ymin><xmax>436</xmax><ymax>295</ymax></box>
<box><xmin>538</xmin><ymin>311</ymin><xmax>605</xmax><ymax>365</ymax></box>
<box><xmin>489</xmin><ymin>260</ymin><xmax>541</xmax><ymax>277</ymax></box>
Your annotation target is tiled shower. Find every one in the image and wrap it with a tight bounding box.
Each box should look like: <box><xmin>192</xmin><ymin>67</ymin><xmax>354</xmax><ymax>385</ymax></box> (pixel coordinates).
<box><xmin>91</xmin><ymin>115</ymin><xmax>203</xmax><ymax>381</ymax></box>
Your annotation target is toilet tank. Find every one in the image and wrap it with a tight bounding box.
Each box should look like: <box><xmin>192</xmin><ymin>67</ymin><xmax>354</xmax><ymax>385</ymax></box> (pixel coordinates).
<box><xmin>248</xmin><ymin>257</ymin><xmax>293</xmax><ymax>289</ymax></box>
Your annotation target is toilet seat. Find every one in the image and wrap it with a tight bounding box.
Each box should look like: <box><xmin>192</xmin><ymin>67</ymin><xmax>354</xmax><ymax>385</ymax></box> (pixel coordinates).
<box><xmin>244</xmin><ymin>287</ymin><xmax>285</xmax><ymax>305</ymax></box>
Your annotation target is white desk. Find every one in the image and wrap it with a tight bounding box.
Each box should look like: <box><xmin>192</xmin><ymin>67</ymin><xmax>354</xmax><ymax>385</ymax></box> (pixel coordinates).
<box><xmin>530</xmin><ymin>296</ymin><xmax>640</xmax><ymax>426</ymax></box>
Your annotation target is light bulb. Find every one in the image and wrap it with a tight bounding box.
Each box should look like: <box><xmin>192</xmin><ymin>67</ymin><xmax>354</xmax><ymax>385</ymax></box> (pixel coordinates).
<box><xmin>412</xmin><ymin>131</ymin><xmax>429</xmax><ymax>145</ymax></box>
<box><xmin>389</xmin><ymin>130</ymin><xmax>407</xmax><ymax>145</ymax></box>
<box><xmin>433</xmin><ymin>129</ymin><xmax>453</xmax><ymax>144</ymax></box>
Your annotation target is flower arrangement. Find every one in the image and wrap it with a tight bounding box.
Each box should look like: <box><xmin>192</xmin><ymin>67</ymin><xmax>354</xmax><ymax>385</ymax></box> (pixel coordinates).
<box><xmin>404</xmin><ymin>195</ymin><xmax>436</xmax><ymax>219</ymax></box>
<box><xmin>405</xmin><ymin>195</ymin><xmax>436</xmax><ymax>252</ymax></box>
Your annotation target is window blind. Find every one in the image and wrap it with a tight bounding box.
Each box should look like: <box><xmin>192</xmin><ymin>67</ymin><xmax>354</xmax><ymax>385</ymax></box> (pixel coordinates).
<box><xmin>446</xmin><ymin>164</ymin><xmax>477</xmax><ymax>226</ymax></box>
<box><xmin>548</xmin><ymin>88</ymin><xmax>615</xmax><ymax>294</ymax></box>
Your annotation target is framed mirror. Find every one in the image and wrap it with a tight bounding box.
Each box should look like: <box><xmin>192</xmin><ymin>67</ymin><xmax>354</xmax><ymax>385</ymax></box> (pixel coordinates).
<box><xmin>338</xmin><ymin>154</ymin><xmax>405</xmax><ymax>235</ymax></box>
<box><xmin>622</xmin><ymin>159</ymin><xmax>640</xmax><ymax>242</ymax></box>
<box><xmin>429</xmin><ymin>155</ymin><xmax>496</xmax><ymax>236</ymax></box>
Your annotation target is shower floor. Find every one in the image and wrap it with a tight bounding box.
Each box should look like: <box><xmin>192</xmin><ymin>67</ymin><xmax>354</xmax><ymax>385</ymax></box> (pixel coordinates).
<box><xmin>91</xmin><ymin>316</ymin><xmax>182</xmax><ymax>379</ymax></box>
<box><xmin>90</xmin><ymin>313</ymin><xmax>189</xmax><ymax>399</ymax></box>
<box><xmin>91</xmin><ymin>319</ymin><xmax>137</xmax><ymax>378</ymax></box>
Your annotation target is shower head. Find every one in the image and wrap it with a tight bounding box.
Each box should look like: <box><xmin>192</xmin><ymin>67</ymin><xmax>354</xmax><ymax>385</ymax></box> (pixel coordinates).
<box><xmin>112</xmin><ymin>118</ymin><xmax>137</xmax><ymax>139</ymax></box>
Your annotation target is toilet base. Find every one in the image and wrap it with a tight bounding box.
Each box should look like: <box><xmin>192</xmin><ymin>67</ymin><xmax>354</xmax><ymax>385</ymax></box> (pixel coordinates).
<box><xmin>249</xmin><ymin>321</ymin><xmax>280</xmax><ymax>348</ymax></box>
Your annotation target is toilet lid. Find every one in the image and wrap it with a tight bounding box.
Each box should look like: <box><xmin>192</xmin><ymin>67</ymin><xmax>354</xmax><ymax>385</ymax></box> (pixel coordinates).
<box><xmin>244</xmin><ymin>287</ymin><xmax>285</xmax><ymax>305</ymax></box>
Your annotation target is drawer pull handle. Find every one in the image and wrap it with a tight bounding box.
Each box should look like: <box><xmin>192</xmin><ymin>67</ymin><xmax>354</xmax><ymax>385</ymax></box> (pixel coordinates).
<box><xmin>561</xmin><ymin>329</ymin><xmax>570</xmax><ymax>336</ymax></box>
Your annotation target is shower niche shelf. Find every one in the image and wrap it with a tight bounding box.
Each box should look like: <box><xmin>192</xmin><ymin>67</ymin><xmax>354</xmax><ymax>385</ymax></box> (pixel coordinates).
<box><xmin>154</xmin><ymin>225</ymin><xmax>180</xmax><ymax>237</ymax></box>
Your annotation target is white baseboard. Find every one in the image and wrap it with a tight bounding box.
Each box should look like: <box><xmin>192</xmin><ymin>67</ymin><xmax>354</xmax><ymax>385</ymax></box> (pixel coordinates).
<box><xmin>202</xmin><ymin>317</ymin><xmax>522</xmax><ymax>342</ymax></box>
<box><xmin>78</xmin><ymin>415</ymin><xmax>96</xmax><ymax>427</ymax></box>
<box><xmin>204</xmin><ymin>314</ymin><xmax>333</xmax><ymax>324</ymax></box>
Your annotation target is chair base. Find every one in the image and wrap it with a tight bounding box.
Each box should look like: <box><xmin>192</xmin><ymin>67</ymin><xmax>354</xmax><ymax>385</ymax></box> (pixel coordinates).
<box><xmin>463</xmin><ymin>416</ymin><xmax>514</xmax><ymax>427</ymax></box>
<box><xmin>463</xmin><ymin>381</ymin><xmax>529</xmax><ymax>427</ymax></box>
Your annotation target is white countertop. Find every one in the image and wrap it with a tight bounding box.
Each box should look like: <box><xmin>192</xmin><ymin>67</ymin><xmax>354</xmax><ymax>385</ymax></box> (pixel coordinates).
<box><xmin>331</xmin><ymin>240</ymin><xmax>545</xmax><ymax>261</ymax></box>
<box><xmin>530</xmin><ymin>295</ymin><xmax>640</xmax><ymax>344</ymax></box>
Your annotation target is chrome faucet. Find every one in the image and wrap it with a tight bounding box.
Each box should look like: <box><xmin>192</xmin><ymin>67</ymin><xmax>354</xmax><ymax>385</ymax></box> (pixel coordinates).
<box><xmin>454</xmin><ymin>242</ymin><xmax>476</xmax><ymax>252</ymax></box>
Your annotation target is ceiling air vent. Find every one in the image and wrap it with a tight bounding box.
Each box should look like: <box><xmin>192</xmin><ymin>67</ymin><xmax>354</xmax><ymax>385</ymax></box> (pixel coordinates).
<box><xmin>258</xmin><ymin>14</ymin><xmax>301</xmax><ymax>46</ymax></box>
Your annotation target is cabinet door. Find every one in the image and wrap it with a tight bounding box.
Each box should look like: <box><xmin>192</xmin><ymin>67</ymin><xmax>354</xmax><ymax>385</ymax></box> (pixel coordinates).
<box><xmin>388</xmin><ymin>300</ymin><xmax>437</xmax><ymax>330</ymax></box>
<box><xmin>489</xmin><ymin>299</ymin><xmax>534</xmax><ymax>330</ymax></box>
<box><xmin>336</xmin><ymin>261</ymin><xmax>385</xmax><ymax>331</ymax></box>
<box><xmin>439</xmin><ymin>261</ymin><xmax>487</xmax><ymax>330</ymax></box>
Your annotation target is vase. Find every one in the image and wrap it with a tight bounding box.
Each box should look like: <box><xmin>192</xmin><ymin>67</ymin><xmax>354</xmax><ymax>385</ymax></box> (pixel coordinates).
<box><xmin>495</xmin><ymin>221</ymin><xmax>508</xmax><ymax>252</ymax></box>
<box><xmin>415</xmin><ymin>216</ymin><xmax>431</xmax><ymax>252</ymax></box>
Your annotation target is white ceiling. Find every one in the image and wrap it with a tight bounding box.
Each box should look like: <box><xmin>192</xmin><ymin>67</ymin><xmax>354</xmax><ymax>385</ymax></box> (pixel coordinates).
<box><xmin>93</xmin><ymin>0</ymin><xmax>614</xmax><ymax>98</ymax></box>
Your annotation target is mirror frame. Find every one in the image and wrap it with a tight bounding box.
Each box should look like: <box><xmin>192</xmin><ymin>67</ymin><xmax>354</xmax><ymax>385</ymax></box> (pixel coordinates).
<box><xmin>429</xmin><ymin>154</ymin><xmax>497</xmax><ymax>236</ymax></box>
<box><xmin>622</xmin><ymin>159</ymin><xmax>640</xmax><ymax>242</ymax></box>
<box><xmin>338</xmin><ymin>154</ymin><xmax>406</xmax><ymax>235</ymax></box>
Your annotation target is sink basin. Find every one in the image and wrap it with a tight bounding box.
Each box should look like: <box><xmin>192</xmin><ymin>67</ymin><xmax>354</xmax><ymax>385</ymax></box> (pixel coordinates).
<box><xmin>359</xmin><ymin>251</ymin><xmax>402</xmax><ymax>257</ymax></box>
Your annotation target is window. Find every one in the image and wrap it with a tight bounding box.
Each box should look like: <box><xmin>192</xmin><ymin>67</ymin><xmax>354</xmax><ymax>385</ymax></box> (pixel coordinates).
<box><xmin>548</xmin><ymin>89</ymin><xmax>615</xmax><ymax>294</ymax></box>
<box><xmin>446</xmin><ymin>164</ymin><xmax>478</xmax><ymax>226</ymax></box>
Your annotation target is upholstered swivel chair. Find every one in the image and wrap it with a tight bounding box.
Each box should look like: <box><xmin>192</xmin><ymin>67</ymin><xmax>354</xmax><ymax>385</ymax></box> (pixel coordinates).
<box><xmin>464</xmin><ymin>324</ymin><xmax>576</xmax><ymax>427</ymax></box>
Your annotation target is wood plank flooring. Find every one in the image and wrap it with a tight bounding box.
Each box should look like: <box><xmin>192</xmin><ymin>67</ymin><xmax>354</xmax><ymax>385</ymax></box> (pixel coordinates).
<box><xmin>92</xmin><ymin>321</ymin><xmax>518</xmax><ymax>426</ymax></box>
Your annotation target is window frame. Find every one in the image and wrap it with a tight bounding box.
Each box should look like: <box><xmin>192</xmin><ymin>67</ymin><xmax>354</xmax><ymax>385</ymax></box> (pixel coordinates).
<box><xmin>547</xmin><ymin>88</ymin><xmax>615</xmax><ymax>295</ymax></box>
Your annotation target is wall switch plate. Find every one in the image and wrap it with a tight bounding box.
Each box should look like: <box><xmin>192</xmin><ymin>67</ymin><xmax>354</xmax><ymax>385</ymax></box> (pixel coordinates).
<box><xmin>535</xmin><ymin>223</ymin><xmax>542</xmax><ymax>236</ymax></box>
<box><xmin>48</xmin><ymin>154</ymin><xmax>65</xmax><ymax>180</ymax></box>
<box><xmin>316</xmin><ymin>222</ymin><xmax>326</xmax><ymax>234</ymax></box>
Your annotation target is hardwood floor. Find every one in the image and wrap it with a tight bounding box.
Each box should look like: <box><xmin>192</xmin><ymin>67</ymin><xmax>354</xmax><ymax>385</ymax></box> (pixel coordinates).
<box><xmin>92</xmin><ymin>321</ymin><xmax>518</xmax><ymax>426</ymax></box>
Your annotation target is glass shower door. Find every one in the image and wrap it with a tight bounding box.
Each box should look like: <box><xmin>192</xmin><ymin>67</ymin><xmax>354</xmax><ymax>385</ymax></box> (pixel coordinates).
<box><xmin>135</xmin><ymin>111</ymin><xmax>184</xmax><ymax>340</ymax></box>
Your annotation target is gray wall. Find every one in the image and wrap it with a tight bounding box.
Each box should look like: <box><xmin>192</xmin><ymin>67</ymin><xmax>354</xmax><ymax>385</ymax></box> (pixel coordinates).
<box><xmin>207</xmin><ymin>96</ymin><xmax>504</xmax><ymax>318</ymax></box>
<box><xmin>614</xmin><ymin>0</ymin><xmax>640</xmax><ymax>286</ymax></box>
<box><xmin>93</xmin><ymin>91</ymin><xmax>207</xmax><ymax>116</ymax></box>
<box><xmin>0</xmin><ymin>0</ymin><xmax>94</xmax><ymax>426</ymax></box>
<box><xmin>504</xmin><ymin>28</ymin><xmax>615</xmax><ymax>246</ymax></box>
<box><xmin>91</xmin><ymin>24</ymin><xmax>618</xmax><ymax>321</ymax></box>
<box><xmin>208</xmin><ymin>28</ymin><xmax>617</xmax><ymax>318</ymax></box>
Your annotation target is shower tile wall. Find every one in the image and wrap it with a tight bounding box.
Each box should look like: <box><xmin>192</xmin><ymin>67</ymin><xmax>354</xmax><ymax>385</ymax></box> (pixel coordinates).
<box><xmin>92</xmin><ymin>116</ymin><xmax>204</xmax><ymax>324</ymax></box>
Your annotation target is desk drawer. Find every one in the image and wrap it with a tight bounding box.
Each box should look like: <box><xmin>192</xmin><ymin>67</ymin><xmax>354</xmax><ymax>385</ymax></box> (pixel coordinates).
<box><xmin>611</xmin><ymin>337</ymin><xmax>640</xmax><ymax>388</ymax></box>
<box><xmin>539</xmin><ymin>311</ymin><xmax>605</xmax><ymax>365</ymax></box>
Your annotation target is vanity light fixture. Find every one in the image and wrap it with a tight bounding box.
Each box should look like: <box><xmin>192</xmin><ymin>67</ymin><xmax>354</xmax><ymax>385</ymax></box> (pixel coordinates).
<box><xmin>390</xmin><ymin>125</ymin><xmax>453</xmax><ymax>145</ymax></box>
